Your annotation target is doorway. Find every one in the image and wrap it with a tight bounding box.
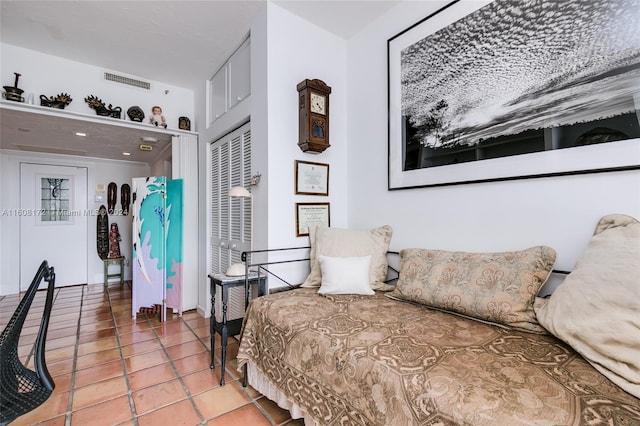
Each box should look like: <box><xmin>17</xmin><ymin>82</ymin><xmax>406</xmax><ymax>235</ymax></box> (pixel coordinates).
<box><xmin>20</xmin><ymin>163</ymin><xmax>88</xmax><ymax>289</ymax></box>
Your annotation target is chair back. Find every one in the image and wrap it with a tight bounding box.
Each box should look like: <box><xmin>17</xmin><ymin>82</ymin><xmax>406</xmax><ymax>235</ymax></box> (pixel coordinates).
<box><xmin>0</xmin><ymin>260</ymin><xmax>56</xmax><ymax>425</ymax></box>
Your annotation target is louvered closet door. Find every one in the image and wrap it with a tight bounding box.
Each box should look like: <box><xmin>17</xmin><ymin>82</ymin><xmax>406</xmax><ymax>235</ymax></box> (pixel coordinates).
<box><xmin>210</xmin><ymin>122</ymin><xmax>252</xmax><ymax>276</ymax></box>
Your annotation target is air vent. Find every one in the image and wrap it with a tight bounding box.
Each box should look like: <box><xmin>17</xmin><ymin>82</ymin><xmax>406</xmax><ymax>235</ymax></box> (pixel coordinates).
<box><xmin>17</xmin><ymin>145</ymin><xmax>87</xmax><ymax>156</ymax></box>
<box><xmin>104</xmin><ymin>72</ymin><xmax>151</xmax><ymax>90</ymax></box>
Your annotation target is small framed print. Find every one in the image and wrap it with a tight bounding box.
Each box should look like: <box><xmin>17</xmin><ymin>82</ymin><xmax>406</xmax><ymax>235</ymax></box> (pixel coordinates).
<box><xmin>295</xmin><ymin>160</ymin><xmax>329</xmax><ymax>196</ymax></box>
<box><xmin>296</xmin><ymin>202</ymin><xmax>330</xmax><ymax>237</ymax></box>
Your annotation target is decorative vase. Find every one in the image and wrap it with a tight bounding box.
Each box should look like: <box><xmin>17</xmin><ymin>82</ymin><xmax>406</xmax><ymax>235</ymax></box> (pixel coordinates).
<box><xmin>3</xmin><ymin>72</ymin><xmax>24</xmax><ymax>103</ymax></box>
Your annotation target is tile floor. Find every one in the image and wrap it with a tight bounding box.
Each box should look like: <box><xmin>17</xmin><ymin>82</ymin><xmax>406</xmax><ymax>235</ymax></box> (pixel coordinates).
<box><xmin>0</xmin><ymin>281</ymin><xmax>302</xmax><ymax>426</ymax></box>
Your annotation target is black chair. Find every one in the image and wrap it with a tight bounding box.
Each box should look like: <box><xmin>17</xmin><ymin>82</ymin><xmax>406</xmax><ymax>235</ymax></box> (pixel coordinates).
<box><xmin>0</xmin><ymin>261</ymin><xmax>56</xmax><ymax>425</ymax></box>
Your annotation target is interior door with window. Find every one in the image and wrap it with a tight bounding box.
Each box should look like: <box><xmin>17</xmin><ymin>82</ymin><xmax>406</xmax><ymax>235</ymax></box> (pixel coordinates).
<box><xmin>19</xmin><ymin>163</ymin><xmax>88</xmax><ymax>289</ymax></box>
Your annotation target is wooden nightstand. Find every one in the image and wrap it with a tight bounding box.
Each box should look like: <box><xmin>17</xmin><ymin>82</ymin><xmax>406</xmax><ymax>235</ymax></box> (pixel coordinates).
<box><xmin>207</xmin><ymin>273</ymin><xmax>266</xmax><ymax>386</ymax></box>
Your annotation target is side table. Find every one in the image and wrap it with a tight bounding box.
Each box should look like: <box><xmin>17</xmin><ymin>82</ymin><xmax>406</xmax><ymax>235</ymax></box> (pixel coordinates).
<box><xmin>208</xmin><ymin>273</ymin><xmax>266</xmax><ymax>386</ymax></box>
<box><xmin>103</xmin><ymin>257</ymin><xmax>124</xmax><ymax>286</ymax></box>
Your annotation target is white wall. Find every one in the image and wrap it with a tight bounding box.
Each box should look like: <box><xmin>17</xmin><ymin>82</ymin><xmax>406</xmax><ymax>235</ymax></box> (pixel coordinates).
<box><xmin>0</xmin><ymin>150</ymin><xmax>150</xmax><ymax>295</ymax></box>
<box><xmin>265</xmin><ymin>3</ymin><xmax>349</xmax><ymax>248</ymax></box>
<box><xmin>194</xmin><ymin>3</ymin><xmax>350</xmax><ymax>311</ymax></box>
<box><xmin>346</xmin><ymin>1</ymin><xmax>640</xmax><ymax>271</ymax></box>
<box><xmin>1</xmin><ymin>43</ymin><xmax>195</xmax><ymax>131</ymax></box>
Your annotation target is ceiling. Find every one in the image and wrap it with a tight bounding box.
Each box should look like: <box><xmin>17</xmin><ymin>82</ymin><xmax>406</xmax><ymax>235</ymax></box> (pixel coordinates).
<box><xmin>0</xmin><ymin>0</ymin><xmax>400</xmax><ymax>162</ymax></box>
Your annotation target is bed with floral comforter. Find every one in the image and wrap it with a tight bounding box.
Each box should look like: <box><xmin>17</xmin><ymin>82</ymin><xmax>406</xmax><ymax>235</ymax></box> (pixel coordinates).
<box><xmin>237</xmin><ymin>216</ymin><xmax>640</xmax><ymax>425</ymax></box>
<box><xmin>237</xmin><ymin>288</ymin><xmax>639</xmax><ymax>425</ymax></box>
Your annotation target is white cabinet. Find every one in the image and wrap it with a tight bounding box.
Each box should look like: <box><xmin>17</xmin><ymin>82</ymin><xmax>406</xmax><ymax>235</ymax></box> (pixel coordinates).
<box><xmin>210</xmin><ymin>66</ymin><xmax>227</xmax><ymax>122</ymax></box>
<box><xmin>208</xmin><ymin>37</ymin><xmax>250</xmax><ymax>125</ymax></box>
<box><xmin>228</xmin><ymin>39</ymin><xmax>251</xmax><ymax>110</ymax></box>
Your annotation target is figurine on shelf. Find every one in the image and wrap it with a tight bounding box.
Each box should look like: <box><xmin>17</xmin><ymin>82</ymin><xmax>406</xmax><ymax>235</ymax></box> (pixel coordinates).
<box><xmin>127</xmin><ymin>106</ymin><xmax>145</xmax><ymax>122</ymax></box>
<box><xmin>85</xmin><ymin>95</ymin><xmax>122</xmax><ymax>119</ymax></box>
<box><xmin>40</xmin><ymin>93</ymin><xmax>72</xmax><ymax>109</ymax></box>
<box><xmin>179</xmin><ymin>116</ymin><xmax>191</xmax><ymax>131</ymax></box>
<box><xmin>149</xmin><ymin>105</ymin><xmax>167</xmax><ymax>128</ymax></box>
<box><xmin>3</xmin><ymin>72</ymin><xmax>25</xmax><ymax>102</ymax></box>
<box><xmin>108</xmin><ymin>223</ymin><xmax>122</xmax><ymax>259</ymax></box>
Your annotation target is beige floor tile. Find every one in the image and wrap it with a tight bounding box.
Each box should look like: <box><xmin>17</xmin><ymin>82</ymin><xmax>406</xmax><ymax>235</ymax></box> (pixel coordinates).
<box><xmin>128</xmin><ymin>363</ymin><xmax>178</xmax><ymax>391</ymax></box>
<box><xmin>181</xmin><ymin>368</ymin><xmax>229</xmax><ymax>396</ymax></box>
<box><xmin>75</xmin><ymin>347</ymin><xmax>121</xmax><ymax>369</ymax></box>
<box><xmin>77</xmin><ymin>327</ymin><xmax>117</xmax><ymax>343</ymax></box>
<box><xmin>70</xmin><ymin>395</ymin><xmax>133</xmax><ymax>425</ymax></box>
<box><xmin>172</xmin><ymin>351</ymin><xmax>211</xmax><ymax>376</ymax></box>
<box><xmin>73</xmin><ymin>359</ymin><xmax>126</xmax><ymax>388</ymax></box>
<box><xmin>208</xmin><ymin>403</ymin><xmax>273</xmax><ymax>425</ymax></box>
<box><xmin>159</xmin><ymin>329</ymin><xmax>199</xmax><ymax>346</ymax></box>
<box><xmin>136</xmin><ymin>399</ymin><xmax>202</xmax><ymax>426</ymax></box>
<box><xmin>165</xmin><ymin>340</ymin><xmax>207</xmax><ymax>361</ymax></box>
<box><xmin>72</xmin><ymin>376</ymin><xmax>128</xmax><ymax>410</ymax></box>
<box><xmin>120</xmin><ymin>338</ymin><xmax>163</xmax><ymax>357</ymax></box>
<box><xmin>132</xmin><ymin>379</ymin><xmax>188</xmax><ymax>414</ymax></box>
<box><xmin>124</xmin><ymin>348</ymin><xmax>169</xmax><ymax>373</ymax></box>
<box><xmin>117</xmin><ymin>329</ymin><xmax>157</xmax><ymax>346</ymax></box>
<box><xmin>192</xmin><ymin>381</ymin><xmax>251</xmax><ymax>420</ymax></box>
<box><xmin>76</xmin><ymin>335</ymin><xmax>119</xmax><ymax>356</ymax></box>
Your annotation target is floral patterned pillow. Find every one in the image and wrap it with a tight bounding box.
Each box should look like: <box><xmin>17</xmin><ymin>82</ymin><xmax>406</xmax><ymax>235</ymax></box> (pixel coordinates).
<box><xmin>389</xmin><ymin>246</ymin><xmax>556</xmax><ymax>333</ymax></box>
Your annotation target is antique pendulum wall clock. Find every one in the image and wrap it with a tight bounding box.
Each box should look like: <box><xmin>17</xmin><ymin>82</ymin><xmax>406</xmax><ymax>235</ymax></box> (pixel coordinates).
<box><xmin>297</xmin><ymin>79</ymin><xmax>331</xmax><ymax>153</ymax></box>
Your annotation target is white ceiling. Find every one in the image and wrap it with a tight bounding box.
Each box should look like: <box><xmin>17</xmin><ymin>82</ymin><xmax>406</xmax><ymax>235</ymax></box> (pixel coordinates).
<box><xmin>0</xmin><ymin>0</ymin><xmax>400</xmax><ymax>162</ymax></box>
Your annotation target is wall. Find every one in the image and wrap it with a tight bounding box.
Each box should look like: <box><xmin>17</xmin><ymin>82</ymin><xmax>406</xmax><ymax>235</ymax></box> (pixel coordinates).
<box><xmin>194</xmin><ymin>2</ymin><xmax>350</xmax><ymax>313</ymax></box>
<box><xmin>195</xmin><ymin>10</ymin><xmax>258</xmax><ymax>316</ymax></box>
<box><xmin>0</xmin><ymin>150</ymin><xmax>150</xmax><ymax>295</ymax></box>
<box><xmin>255</xmin><ymin>3</ymin><xmax>350</xmax><ymax>287</ymax></box>
<box><xmin>346</xmin><ymin>1</ymin><xmax>640</xmax><ymax>271</ymax></box>
<box><xmin>265</xmin><ymin>5</ymin><xmax>348</xmax><ymax>244</ymax></box>
<box><xmin>1</xmin><ymin>43</ymin><xmax>195</xmax><ymax>131</ymax></box>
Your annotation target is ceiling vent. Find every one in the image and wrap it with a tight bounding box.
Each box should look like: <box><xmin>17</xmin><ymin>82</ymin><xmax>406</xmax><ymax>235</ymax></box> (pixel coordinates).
<box><xmin>104</xmin><ymin>72</ymin><xmax>151</xmax><ymax>90</ymax></box>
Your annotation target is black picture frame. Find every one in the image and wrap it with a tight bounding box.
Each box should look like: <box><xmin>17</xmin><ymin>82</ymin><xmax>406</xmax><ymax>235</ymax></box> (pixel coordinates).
<box><xmin>388</xmin><ymin>0</ymin><xmax>640</xmax><ymax>190</ymax></box>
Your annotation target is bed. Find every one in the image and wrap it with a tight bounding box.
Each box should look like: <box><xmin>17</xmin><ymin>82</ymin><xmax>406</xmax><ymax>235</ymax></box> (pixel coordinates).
<box><xmin>237</xmin><ymin>216</ymin><xmax>640</xmax><ymax>425</ymax></box>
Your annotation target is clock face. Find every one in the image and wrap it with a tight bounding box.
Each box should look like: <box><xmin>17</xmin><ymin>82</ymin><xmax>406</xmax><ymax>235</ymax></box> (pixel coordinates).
<box><xmin>310</xmin><ymin>92</ymin><xmax>326</xmax><ymax>115</ymax></box>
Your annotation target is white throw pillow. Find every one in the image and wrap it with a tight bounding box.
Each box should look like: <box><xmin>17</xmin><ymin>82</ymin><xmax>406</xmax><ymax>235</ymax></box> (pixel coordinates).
<box><xmin>535</xmin><ymin>214</ymin><xmax>640</xmax><ymax>398</ymax></box>
<box><xmin>318</xmin><ymin>255</ymin><xmax>374</xmax><ymax>295</ymax></box>
<box><xmin>302</xmin><ymin>225</ymin><xmax>393</xmax><ymax>290</ymax></box>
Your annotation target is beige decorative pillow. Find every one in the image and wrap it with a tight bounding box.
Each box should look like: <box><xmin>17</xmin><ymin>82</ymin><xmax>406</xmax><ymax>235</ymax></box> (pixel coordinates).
<box><xmin>389</xmin><ymin>246</ymin><xmax>556</xmax><ymax>333</ymax></box>
<box><xmin>302</xmin><ymin>225</ymin><xmax>393</xmax><ymax>290</ymax></box>
<box><xmin>535</xmin><ymin>214</ymin><xmax>640</xmax><ymax>398</ymax></box>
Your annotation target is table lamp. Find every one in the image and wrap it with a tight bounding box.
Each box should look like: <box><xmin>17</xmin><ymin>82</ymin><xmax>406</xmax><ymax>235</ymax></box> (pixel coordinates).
<box><xmin>225</xmin><ymin>186</ymin><xmax>253</xmax><ymax>276</ymax></box>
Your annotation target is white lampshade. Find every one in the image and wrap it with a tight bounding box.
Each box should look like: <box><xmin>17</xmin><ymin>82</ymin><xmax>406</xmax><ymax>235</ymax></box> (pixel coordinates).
<box><xmin>226</xmin><ymin>262</ymin><xmax>246</xmax><ymax>276</ymax></box>
<box><xmin>227</xmin><ymin>185</ymin><xmax>253</xmax><ymax>276</ymax></box>
<box><xmin>228</xmin><ymin>186</ymin><xmax>251</xmax><ymax>198</ymax></box>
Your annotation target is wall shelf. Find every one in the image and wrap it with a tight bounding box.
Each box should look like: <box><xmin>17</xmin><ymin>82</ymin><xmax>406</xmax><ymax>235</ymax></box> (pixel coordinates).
<box><xmin>0</xmin><ymin>100</ymin><xmax>196</xmax><ymax>164</ymax></box>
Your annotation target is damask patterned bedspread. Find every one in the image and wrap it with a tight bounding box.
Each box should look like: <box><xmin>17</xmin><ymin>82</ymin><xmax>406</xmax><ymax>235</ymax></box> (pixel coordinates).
<box><xmin>237</xmin><ymin>288</ymin><xmax>640</xmax><ymax>425</ymax></box>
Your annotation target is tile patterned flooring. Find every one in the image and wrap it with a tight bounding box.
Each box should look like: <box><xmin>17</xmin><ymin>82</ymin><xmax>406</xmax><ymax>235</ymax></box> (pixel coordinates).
<box><xmin>0</xmin><ymin>282</ymin><xmax>301</xmax><ymax>425</ymax></box>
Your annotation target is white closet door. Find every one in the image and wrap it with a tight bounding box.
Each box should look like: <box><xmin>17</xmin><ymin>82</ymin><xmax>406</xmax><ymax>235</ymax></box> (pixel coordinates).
<box><xmin>210</xmin><ymin>122</ymin><xmax>252</xmax><ymax>275</ymax></box>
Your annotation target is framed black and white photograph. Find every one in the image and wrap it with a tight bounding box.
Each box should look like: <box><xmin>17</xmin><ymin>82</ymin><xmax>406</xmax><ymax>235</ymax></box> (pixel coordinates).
<box><xmin>388</xmin><ymin>0</ymin><xmax>640</xmax><ymax>190</ymax></box>
<box><xmin>295</xmin><ymin>160</ymin><xmax>329</xmax><ymax>196</ymax></box>
<box><xmin>296</xmin><ymin>202</ymin><xmax>330</xmax><ymax>237</ymax></box>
